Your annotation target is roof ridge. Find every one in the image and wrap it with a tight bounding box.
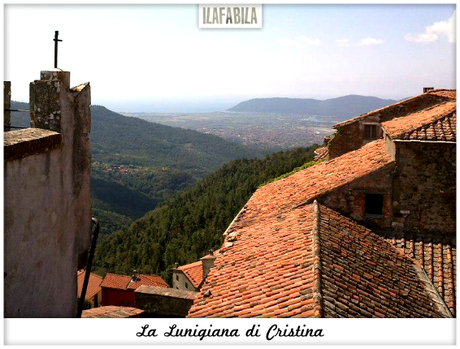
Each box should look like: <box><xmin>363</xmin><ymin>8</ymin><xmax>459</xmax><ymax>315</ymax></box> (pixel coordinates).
<box><xmin>382</xmin><ymin>101</ymin><xmax>456</xmax><ymax>140</ymax></box>
<box><xmin>310</xmin><ymin>200</ymin><xmax>323</xmax><ymax>318</ymax></box>
<box><xmin>334</xmin><ymin>90</ymin><xmax>456</xmax><ymax>128</ymax></box>
<box><xmin>411</xmin><ymin>258</ymin><xmax>453</xmax><ymax>318</ymax></box>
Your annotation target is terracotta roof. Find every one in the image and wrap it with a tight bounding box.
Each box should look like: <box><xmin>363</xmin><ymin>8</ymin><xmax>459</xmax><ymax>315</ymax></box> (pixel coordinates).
<box><xmin>313</xmin><ymin>146</ymin><xmax>328</xmax><ymax>161</ymax></box>
<box><xmin>427</xmin><ymin>89</ymin><xmax>456</xmax><ymax>100</ymax></box>
<box><xmin>101</xmin><ymin>273</ymin><xmax>132</xmax><ymax>290</ymax></box>
<box><xmin>188</xmin><ymin>203</ymin><xmax>450</xmax><ymax>318</ymax></box>
<box><xmin>247</xmin><ymin>139</ymin><xmax>393</xmax><ymax>216</ymax></box>
<box><xmin>381</xmin><ymin>232</ymin><xmax>456</xmax><ymax>317</ymax></box>
<box><xmin>175</xmin><ymin>261</ymin><xmax>204</xmax><ymax>289</ymax></box>
<box><xmin>317</xmin><ymin>205</ymin><xmax>450</xmax><ymax>318</ymax></box>
<box><xmin>382</xmin><ymin>102</ymin><xmax>456</xmax><ymax>141</ymax></box>
<box><xmin>334</xmin><ymin>89</ymin><xmax>456</xmax><ymax>128</ymax></box>
<box><xmin>127</xmin><ymin>274</ymin><xmax>168</xmax><ymax>289</ymax></box>
<box><xmin>77</xmin><ymin>270</ymin><xmax>102</xmax><ymax>300</ymax></box>
<box><xmin>81</xmin><ymin>306</ymin><xmax>144</xmax><ymax>318</ymax></box>
<box><xmin>188</xmin><ymin>204</ymin><xmax>318</xmax><ymax>318</ymax></box>
<box><xmin>101</xmin><ymin>273</ymin><xmax>168</xmax><ymax>290</ymax></box>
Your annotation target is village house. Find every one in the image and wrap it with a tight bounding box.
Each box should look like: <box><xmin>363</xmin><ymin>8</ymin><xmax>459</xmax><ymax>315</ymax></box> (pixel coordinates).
<box><xmin>172</xmin><ymin>251</ymin><xmax>216</xmax><ymax>291</ymax></box>
<box><xmin>100</xmin><ymin>271</ymin><xmax>168</xmax><ymax>307</ymax></box>
<box><xmin>318</xmin><ymin>88</ymin><xmax>455</xmax><ymax>159</ymax></box>
<box><xmin>187</xmin><ymin>90</ymin><xmax>456</xmax><ymax>318</ymax></box>
<box><xmin>77</xmin><ymin>270</ymin><xmax>103</xmax><ymax>308</ymax></box>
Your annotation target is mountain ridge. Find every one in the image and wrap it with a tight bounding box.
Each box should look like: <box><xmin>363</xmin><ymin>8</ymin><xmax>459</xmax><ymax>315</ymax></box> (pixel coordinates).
<box><xmin>228</xmin><ymin>95</ymin><xmax>397</xmax><ymax>119</ymax></box>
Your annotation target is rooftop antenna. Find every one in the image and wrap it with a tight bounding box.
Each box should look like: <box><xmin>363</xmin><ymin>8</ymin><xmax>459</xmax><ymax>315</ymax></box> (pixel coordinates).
<box><xmin>53</xmin><ymin>31</ymin><xmax>62</xmax><ymax>69</ymax></box>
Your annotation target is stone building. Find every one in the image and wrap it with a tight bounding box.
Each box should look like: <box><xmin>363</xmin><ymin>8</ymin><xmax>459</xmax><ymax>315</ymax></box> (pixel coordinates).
<box><xmin>188</xmin><ymin>91</ymin><xmax>456</xmax><ymax>318</ymax></box>
<box><xmin>4</xmin><ymin>69</ymin><xmax>92</xmax><ymax>317</ymax></box>
<box><xmin>324</xmin><ymin>88</ymin><xmax>455</xmax><ymax>159</ymax></box>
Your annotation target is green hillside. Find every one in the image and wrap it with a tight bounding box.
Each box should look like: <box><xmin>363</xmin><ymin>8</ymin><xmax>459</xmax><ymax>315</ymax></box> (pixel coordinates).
<box><xmin>10</xmin><ymin>102</ymin><xmax>270</xmax><ymax>236</ymax></box>
<box><xmin>93</xmin><ymin>145</ymin><xmax>318</xmax><ymax>284</ymax></box>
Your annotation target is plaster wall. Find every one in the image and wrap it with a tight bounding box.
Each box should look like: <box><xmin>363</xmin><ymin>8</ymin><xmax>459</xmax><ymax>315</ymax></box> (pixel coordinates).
<box><xmin>4</xmin><ymin>70</ymin><xmax>92</xmax><ymax>317</ymax></box>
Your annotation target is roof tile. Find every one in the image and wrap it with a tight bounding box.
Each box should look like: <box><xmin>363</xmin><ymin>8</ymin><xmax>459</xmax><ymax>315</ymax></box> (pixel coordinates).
<box><xmin>382</xmin><ymin>102</ymin><xmax>456</xmax><ymax>141</ymax></box>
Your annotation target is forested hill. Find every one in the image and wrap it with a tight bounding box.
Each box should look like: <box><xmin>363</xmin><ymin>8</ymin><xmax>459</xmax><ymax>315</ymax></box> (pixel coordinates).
<box><xmin>93</xmin><ymin>145</ymin><xmax>318</xmax><ymax>284</ymax></box>
<box><xmin>228</xmin><ymin>95</ymin><xmax>396</xmax><ymax>119</ymax></box>
<box><xmin>11</xmin><ymin>102</ymin><xmax>271</xmax><ymax>236</ymax></box>
<box><xmin>90</xmin><ymin>106</ymin><xmax>270</xmax><ymax>235</ymax></box>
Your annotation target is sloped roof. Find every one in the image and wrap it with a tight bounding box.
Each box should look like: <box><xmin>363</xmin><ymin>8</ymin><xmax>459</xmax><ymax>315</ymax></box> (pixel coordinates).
<box><xmin>317</xmin><ymin>205</ymin><xmax>450</xmax><ymax>318</ymax></box>
<box><xmin>188</xmin><ymin>202</ymin><xmax>450</xmax><ymax>318</ymax></box>
<box><xmin>187</xmin><ymin>204</ymin><xmax>318</xmax><ymax>318</ymax></box>
<box><xmin>101</xmin><ymin>273</ymin><xmax>168</xmax><ymax>290</ymax></box>
<box><xmin>381</xmin><ymin>232</ymin><xmax>456</xmax><ymax>317</ymax></box>
<box><xmin>382</xmin><ymin>103</ymin><xmax>456</xmax><ymax>142</ymax></box>
<box><xmin>127</xmin><ymin>274</ymin><xmax>168</xmax><ymax>289</ymax></box>
<box><xmin>175</xmin><ymin>261</ymin><xmax>204</xmax><ymax>289</ymax></box>
<box><xmin>101</xmin><ymin>273</ymin><xmax>132</xmax><ymax>290</ymax></box>
<box><xmin>428</xmin><ymin>89</ymin><xmax>456</xmax><ymax>100</ymax></box>
<box><xmin>77</xmin><ymin>270</ymin><xmax>103</xmax><ymax>299</ymax></box>
<box><xmin>313</xmin><ymin>146</ymin><xmax>328</xmax><ymax>161</ymax></box>
<box><xmin>334</xmin><ymin>89</ymin><xmax>456</xmax><ymax>128</ymax></box>
<box><xmin>246</xmin><ymin>139</ymin><xmax>393</xmax><ymax>216</ymax></box>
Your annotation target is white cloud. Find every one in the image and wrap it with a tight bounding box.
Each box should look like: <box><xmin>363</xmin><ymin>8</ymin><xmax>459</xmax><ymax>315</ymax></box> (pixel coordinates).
<box><xmin>358</xmin><ymin>37</ymin><xmax>384</xmax><ymax>46</ymax></box>
<box><xmin>405</xmin><ymin>11</ymin><xmax>456</xmax><ymax>44</ymax></box>
<box><xmin>300</xmin><ymin>36</ymin><xmax>321</xmax><ymax>46</ymax></box>
<box><xmin>278</xmin><ymin>37</ymin><xmax>302</xmax><ymax>49</ymax></box>
<box><xmin>404</xmin><ymin>33</ymin><xmax>438</xmax><ymax>43</ymax></box>
<box><xmin>336</xmin><ymin>38</ymin><xmax>350</xmax><ymax>47</ymax></box>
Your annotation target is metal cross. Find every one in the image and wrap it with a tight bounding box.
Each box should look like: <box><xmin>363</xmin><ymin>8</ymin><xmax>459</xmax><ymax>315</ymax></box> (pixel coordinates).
<box><xmin>54</xmin><ymin>31</ymin><xmax>62</xmax><ymax>69</ymax></box>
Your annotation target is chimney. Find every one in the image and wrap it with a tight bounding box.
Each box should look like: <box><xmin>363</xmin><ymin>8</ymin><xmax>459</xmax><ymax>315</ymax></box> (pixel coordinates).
<box><xmin>423</xmin><ymin>87</ymin><xmax>434</xmax><ymax>93</ymax></box>
<box><xmin>174</xmin><ymin>262</ymin><xmax>179</xmax><ymax>269</ymax></box>
<box><xmin>200</xmin><ymin>249</ymin><xmax>216</xmax><ymax>280</ymax></box>
<box><xmin>132</xmin><ymin>270</ymin><xmax>139</xmax><ymax>281</ymax></box>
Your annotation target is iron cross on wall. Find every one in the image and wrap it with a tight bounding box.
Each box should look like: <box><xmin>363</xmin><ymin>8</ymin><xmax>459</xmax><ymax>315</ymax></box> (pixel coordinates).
<box><xmin>54</xmin><ymin>31</ymin><xmax>62</xmax><ymax>69</ymax></box>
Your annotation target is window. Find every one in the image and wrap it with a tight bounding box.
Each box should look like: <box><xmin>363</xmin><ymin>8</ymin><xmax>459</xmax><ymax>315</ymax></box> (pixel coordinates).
<box><xmin>185</xmin><ymin>282</ymin><xmax>188</xmax><ymax>289</ymax></box>
<box><xmin>364</xmin><ymin>124</ymin><xmax>378</xmax><ymax>140</ymax></box>
<box><xmin>176</xmin><ymin>275</ymin><xmax>179</xmax><ymax>281</ymax></box>
<box><xmin>365</xmin><ymin>194</ymin><xmax>384</xmax><ymax>216</ymax></box>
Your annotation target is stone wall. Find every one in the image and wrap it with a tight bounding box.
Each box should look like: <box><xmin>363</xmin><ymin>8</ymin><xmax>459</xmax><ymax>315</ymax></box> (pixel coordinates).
<box><xmin>4</xmin><ymin>70</ymin><xmax>92</xmax><ymax>317</ymax></box>
<box><xmin>320</xmin><ymin>138</ymin><xmax>456</xmax><ymax>236</ymax></box>
<box><xmin>328</xmin><ymin>117</ymin><xmax>383</xmax><ymax>159</ymax></box>
<box><xmin>391</xmin><ymin>141</ymin><xmax>456</xmax><ymax>236</ymax></box>
<box><xmin>135</xmin><ymin>285</ymin><xmax>197</xmax><ymax>317</ymax></box>
<box><xmin>318</xmin><ymin>164</ymin><xmax>395</xmax><ymax>231</ymax></box>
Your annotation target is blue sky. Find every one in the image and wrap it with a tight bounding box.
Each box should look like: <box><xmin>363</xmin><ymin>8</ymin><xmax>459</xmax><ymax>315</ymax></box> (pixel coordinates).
<box><xmin>4</xmin><ymin>4</ymin><xmax>456</xmax><ymax>112</ymax></box>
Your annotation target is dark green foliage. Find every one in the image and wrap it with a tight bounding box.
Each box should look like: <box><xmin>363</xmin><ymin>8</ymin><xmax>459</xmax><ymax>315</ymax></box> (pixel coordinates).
<box><xmin>89</xmin><ymin>105</ymin><xmax>271</xmax><ymax>236</ymax></box>
<box><xmin>77</xmin><ymin>297</ymin><xmax>93</xmax><ymax>310</ymax></box>
<box><xmin>93</xmin><ymin>145</ymin><xmax>317</xmax><ymax>284</ymax></box>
